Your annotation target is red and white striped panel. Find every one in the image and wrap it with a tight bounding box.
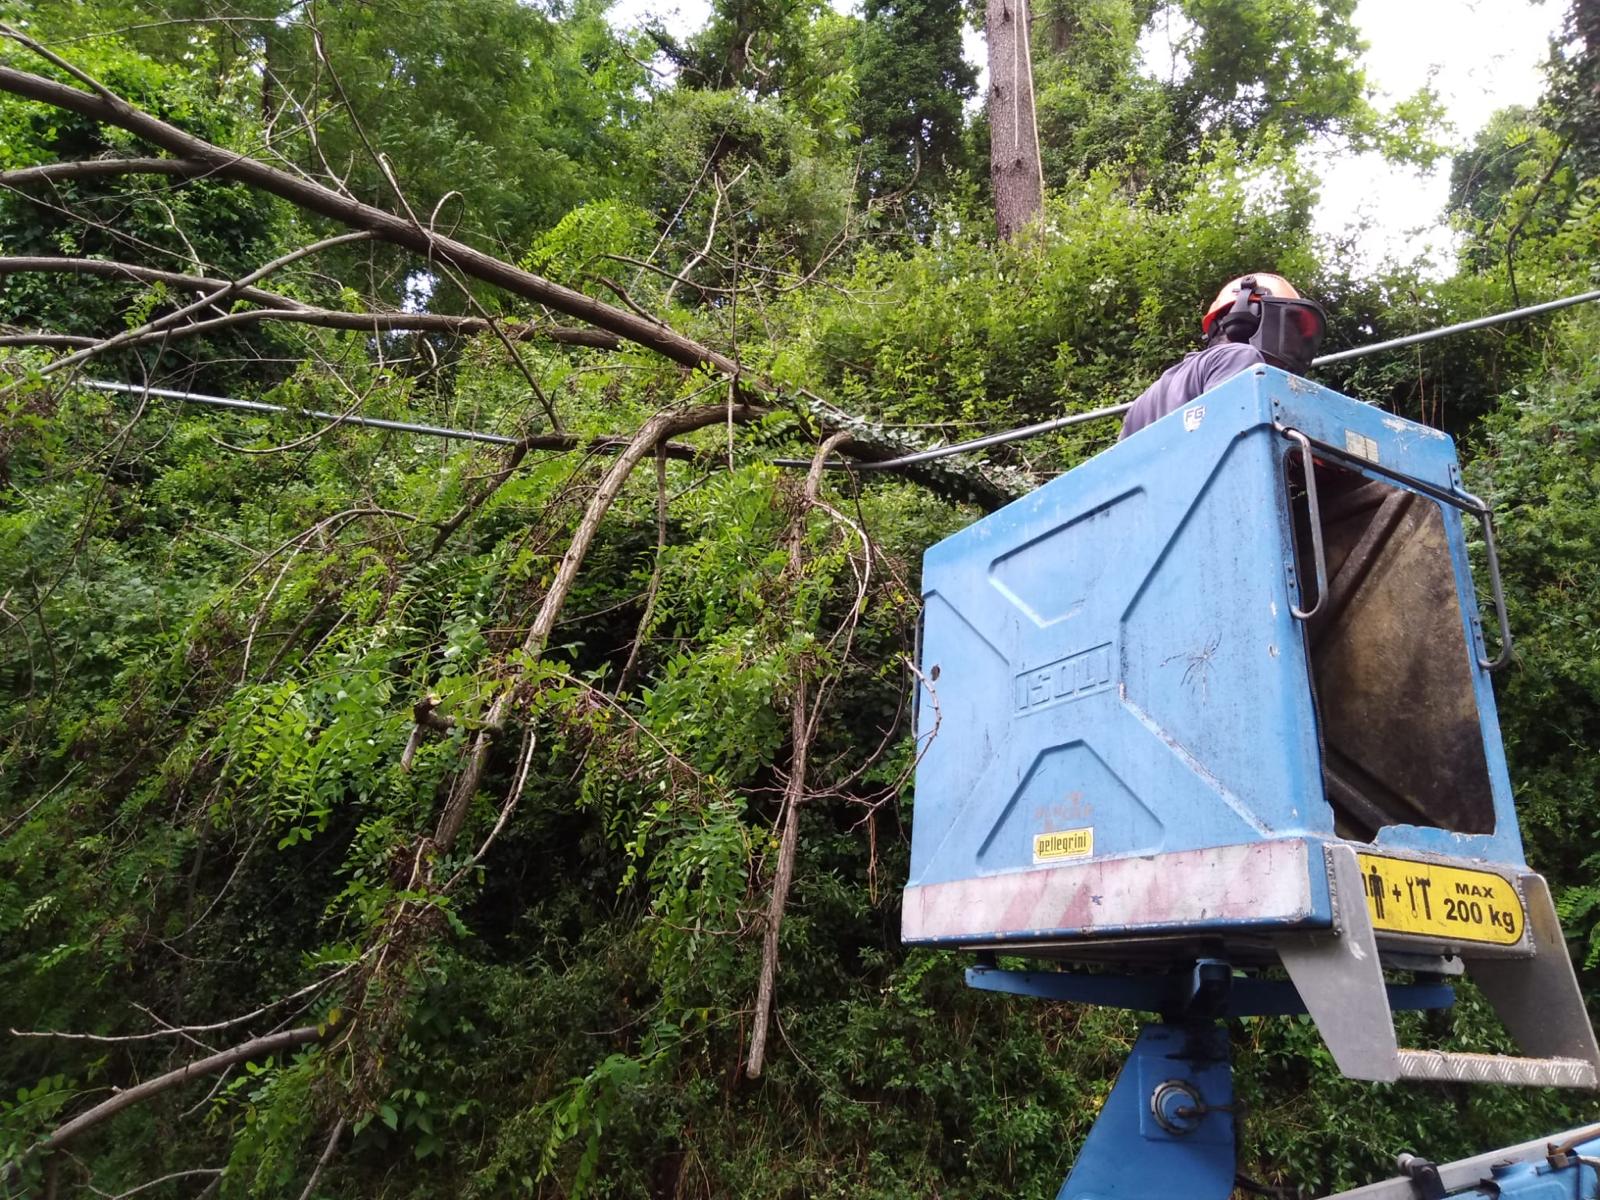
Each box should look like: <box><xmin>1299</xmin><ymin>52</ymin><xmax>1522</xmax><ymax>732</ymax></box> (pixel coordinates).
<box><xmin>902</xmin><ymin>840</ymin><xmax>1316</xmax><ymax>943</ymax></box>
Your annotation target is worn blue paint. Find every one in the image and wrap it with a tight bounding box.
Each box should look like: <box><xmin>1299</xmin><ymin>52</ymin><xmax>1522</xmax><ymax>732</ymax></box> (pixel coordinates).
<box><xmin>908</xmin><ymin>366</ymin><xmax>1524</xmax><ymax>946</ymax></box>
<box><xmin>1057</xmin><ymin>1024</ymin><xmax>1236</xmax><ymax>1200</ymax></box>
<box><xmin>1480</xmin><ymin>1145</ymin><xmax>1600</xmax><ymax>1200</ymax></box>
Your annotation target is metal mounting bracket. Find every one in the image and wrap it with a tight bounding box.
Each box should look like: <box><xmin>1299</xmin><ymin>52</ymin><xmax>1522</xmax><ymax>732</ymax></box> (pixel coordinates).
<box><xmin>965</xmin><ymin>961</ymin><xmax>1454</xmax><ymax>1020</ymax></box>
<box><xmin>1276</xmin><ymin>844</ymin><xmax>1600</xmax><ymax>1088</ymax></box>
<box><xmin>1056</xmin><ymin>1023</ymin><xmax>1235</xmax><ymax>1200</ymax></box>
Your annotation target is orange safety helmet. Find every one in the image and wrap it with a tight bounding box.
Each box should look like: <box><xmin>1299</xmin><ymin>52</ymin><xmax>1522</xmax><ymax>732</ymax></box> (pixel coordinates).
<box><xmin>1201</xmin><ymin>272</ymin><xmax>1302</xmax><ymax>335</ymax></box>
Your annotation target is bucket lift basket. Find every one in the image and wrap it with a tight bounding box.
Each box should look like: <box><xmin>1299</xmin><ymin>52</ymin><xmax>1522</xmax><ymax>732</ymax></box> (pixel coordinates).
<box><xmin>903</xmin><ymin>366</ymin><xmax>1599</xmax><ymax>1089</ymax></box>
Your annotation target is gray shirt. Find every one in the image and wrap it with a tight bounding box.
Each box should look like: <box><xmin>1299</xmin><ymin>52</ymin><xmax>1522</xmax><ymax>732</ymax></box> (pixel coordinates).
<box><xmin>1118</xmin><ymin>343</ymin><xmax>1266</xmax><ymax>440</ymax></box>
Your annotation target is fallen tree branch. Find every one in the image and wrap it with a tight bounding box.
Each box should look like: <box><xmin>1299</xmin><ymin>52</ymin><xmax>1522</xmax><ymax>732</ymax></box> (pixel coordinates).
<box><xmin>0</xmin><ymin>155</ymin><xmax>209</xmax><ymax>187</ymax></box>
<box><xmin>0</xmin><ymin>54</ymin><xmax>736</xmax><ymax>375</ymax></box>
<box><xmin>425</xmin><ymin>428</ymin><xmax>699</xmax><ymax>559</ymax></box>
<box><xmin>431</xmin><ymin>400</ymin><xmax>763</xmax><ymax>852</ymax></box>
<box><xmin>31</xmin><ymin>1025</ymin><xmax>322</xmax><ymax>1155</ymax></box>
<box><xmin>746</xmin><ymin>429</ymin><xmax>850</xmax><ymax>1080</ymax></box>
<box><xmin>0</xmin><ymin>40</ymin><xmax>1021</xmax><ymax>509</ymax></box>
<box><xmin>0</xmin><ymin>255</ymin><xmax>312</xmax><ymax>309</ymax></box>
<box><xmin>0</xmin><ymin>256</ymin><xmax>619</xmax><ymax>347</ymax></box>
<box><xmin>0</xmin><ymin>305</ymin><xmax>619</xmax><ymax>353</ymax></box>
<box><xmin>0</xmin><ymin>332</ymin><xmax>96</xmax><ymax>349</ymax></box>
<box><xmin>27</xmin><ymin>230</ymin><xmax>374</xmax><ymax>382</ymax></box>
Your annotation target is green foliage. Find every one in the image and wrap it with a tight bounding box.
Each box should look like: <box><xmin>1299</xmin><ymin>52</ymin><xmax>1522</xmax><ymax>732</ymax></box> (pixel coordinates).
<box><xmin>0</xmin><ymin>20</ymin><xmax>286</xmax><ymax>383</ymax></box>
<box><xmin>1471</xmin><ymin>308</ymin><xmax>1600</xmax><ymax>926</ymax></box>
<box><xmin>642</xmin><ymin>86</ymin><xmax>859</xmax><ymax>299</ymax></box>
<box><xmin>783</xmin><ymin>144</ymin><xmax>1319</xmax><ymax>437</ymax></box>
<box><xmin>1031</xmin><ymin>0</ymin><xmax>1173</xmax><ymax>189</ymax></box>
<box><xmin>854</xmin><ymin>0</ymin><xmax>977</xmax><ymax>206</ymax></box>
<box><xmin>1164</xmin><ymin>0</ymin><xmax>1444</xmax><ymax>165</ymax></box>
<box><xmin>659</xmin><ymin>0</ymin><xmax>846</xmax><ymax>102</ymax></box>
<box><xmin>4</xmin><ymin>3</ymin><xmax>1600</xmax><ymax>1198</ymax></box>
<box><xmin>263</xmin><ymin>0</ymin><xmax>647</xmax><ymax>253</ymax></box>
<box><xmin>1029</xmin><ymin>0</ymin><xmax>1445</xmax><ymax>193</ymax></box>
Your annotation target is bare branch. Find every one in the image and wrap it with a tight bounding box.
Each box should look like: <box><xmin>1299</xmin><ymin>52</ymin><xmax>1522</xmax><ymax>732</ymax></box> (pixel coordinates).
<box><xmin>91</xmin><ymin>1167</ymin><xmax>224</xmax><ymax>1200</ymax></box>
<box><xmin>0</xmin><ymin>157</ymin><xmax>208</xmax><ymax>187</ymax></box>
<box><xmin>1503</xmin><ymin>136</ymin><xmax>1571</xmax><ymax>306</ymax></box>
<box><xmin>32</xmin><ymin>1025</ymin><xmax>322</xmax><ymax>1155</ymax></box>
<box><xmin>0</xmin><ymin>19</ymin><xmax>120</xmax><ymax>101</ymax></box>
<box><xmin>23</xmin><ymin>231</ymin><xmax>372</xmax><ymax>382</ymax></box>
<box><xmin>746</xmin><ymin>429</ymin><xmax>850</xmax><ymax>1080</ymax></box>
<box><xmin>400</xmin><ymin>693</ymin><xmax>457</xmax><ymax>772</ymax></box>
<box><xmin>0</xmin><ymin>332</ymin><xmax>96</xmax><ymax>349</ymax></box>
<box><xmin>0</xmin><ymin>255</ymin><xmax>313</xmax><ymax>309</ymax></box>
<box><xmin>10</xmin><ymin>966</ymin><xmax>353</xmax><ymax>1044</ymax></box>
<box><xmin>590</xmin><ymin>274</ymin><xmax>669</xmax><ymax>328</ymax></box>
<box><xmin>138</xmin><ymin>305</ymin><xmax>622</xmax><ymax>350</ymax></box>
<box><xmin>294</xmin><ymin>1118</ymin><xmax>345</xmax><ymax>1200</ymax></box>
<box><xmin>2</xmin><ymin>307</ymin><xmax>620</xmax><ymax>352</ymax></box>
<box><xmin>0</xmin><ymin>764</ymin><xmax>82</xmax><ymax>841</ymax></box>
<box><xmin>440</xmin><ymin>726</ymin><xmax>537</xmax><ymax>894</ymax></box>
<box><xmin>426</xmin><ymin>428</ymin><xmax>699</xmax><ymax>559</ymax></box>
<box><xmin>431</xmin><ymin>400</ymin><xmax>764</xmax><ymax>851</ymax></box>
<box><xmin>616</xmin><ymin>447</ymin><xmax>670</xmax><ymax>692</ymax></box>
<box><xmin>0</xmin><ymin>256</ymin><xmax>622</xmax><ymax>348</ymax></box>
<box><xmin>664</xmin><ymin>173</ymin><xmax>723</xmax><ymax>308</ymax></box>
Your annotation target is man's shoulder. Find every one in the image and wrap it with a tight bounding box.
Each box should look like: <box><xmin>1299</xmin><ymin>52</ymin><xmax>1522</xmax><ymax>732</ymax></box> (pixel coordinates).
<box><xmin>1197</xmin><ymin>342</ymin><xmax>1267</xmax><ymax>369</ymax></box>
<box><xmin>1118</xmin><ymin>344</ymin><xmax>1264</xmax><ymax>441</ymax></box>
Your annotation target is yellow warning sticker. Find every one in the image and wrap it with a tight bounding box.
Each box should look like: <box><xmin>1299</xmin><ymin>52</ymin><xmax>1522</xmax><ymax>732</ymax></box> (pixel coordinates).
<box><xmin>1034</xmin><ymin>827</ymin><xmax>1093</xmax><ymax>864</ymax></box>
<box><xmin>1356</xmin><ymin>853</ymin><xmax>1523</xmax><ymax>945</ymax></box>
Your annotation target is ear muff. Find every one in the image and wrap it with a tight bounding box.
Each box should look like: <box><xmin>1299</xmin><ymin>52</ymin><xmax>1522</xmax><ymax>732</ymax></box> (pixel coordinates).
<box><xmin>1215</xmin><ymin>276</ymin><xmax>1262</xmax><ymax>342</ymax></box>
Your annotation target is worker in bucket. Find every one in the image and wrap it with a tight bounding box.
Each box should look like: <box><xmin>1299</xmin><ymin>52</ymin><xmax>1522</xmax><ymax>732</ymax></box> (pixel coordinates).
<box><xmin>1119</xmin><ymin>273</ymin><xmax>1327</xmax><ymax>439</ymax></box>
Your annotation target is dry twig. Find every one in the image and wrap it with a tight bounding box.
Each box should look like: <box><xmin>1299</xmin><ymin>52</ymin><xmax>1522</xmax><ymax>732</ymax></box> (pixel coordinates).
<box><xmin>745</xmin><ymin>429</ymin><xmax>850</xmax><ymax>1079</ymax></box>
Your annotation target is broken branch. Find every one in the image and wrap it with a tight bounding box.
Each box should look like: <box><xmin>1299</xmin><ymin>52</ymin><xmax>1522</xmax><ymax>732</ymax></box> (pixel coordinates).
<box><xmin>431</xmin><ymin>400</ymin><xmax>764</xmax><ymax>852</ymax></box>
<box><xmin>745</xmin><ymin>429</ymin><xmax>850</xmax><ymax>1079</ymax></box>
<box><xmin>32</xmin><ymin>1025</ymin><xmax>322</xmax><ymax>1156</ymax></box>
<box><xmin>0</xmin><ymin>156</ymin><xmax>209</xmax><ymax>186</ymax></box>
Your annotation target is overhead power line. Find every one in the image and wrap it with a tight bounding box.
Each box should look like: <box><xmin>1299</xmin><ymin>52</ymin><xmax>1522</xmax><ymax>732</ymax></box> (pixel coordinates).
<box><xmin>19</xmin><ymin>284</ymin><xmax>1600</xmax><ymax>472</ymax></box>
<box><xmin>1309</xmin><ymin>287</ymin><xmax>1600</xmax><ymax>365</ymax></box>
<box><xmin>775</xmin><ymin>285</ymin><xmax>1600</xmax><ymax>472</ymax></box>
<box><xmin>74</xmin><ymin>378</ymin><xmax>520</xmax><ymax>446</ymax></box>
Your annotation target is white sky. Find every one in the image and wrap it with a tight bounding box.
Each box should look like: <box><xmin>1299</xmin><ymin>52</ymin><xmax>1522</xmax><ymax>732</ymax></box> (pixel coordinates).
<box><xmin>1305</xmin><ymin>0</ymin><xmax>1562</xmax><ymax>271</ymax></box>
<box><xmin>607</xmin><ymin>0</ymin><xmax>1563</xmax><ymax>272</ymax></box>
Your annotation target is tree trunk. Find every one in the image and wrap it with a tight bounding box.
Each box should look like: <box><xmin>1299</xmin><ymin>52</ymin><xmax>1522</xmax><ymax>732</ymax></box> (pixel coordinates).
<box><xmin>986</xmin><ymin>0</ymin><xmax>1044</xmax><ymax>239</ymax></box>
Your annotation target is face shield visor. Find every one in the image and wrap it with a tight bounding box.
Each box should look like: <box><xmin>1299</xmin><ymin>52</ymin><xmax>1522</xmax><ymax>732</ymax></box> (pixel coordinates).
<box><xmin>1249</xmin><ymin>297</ymin><xmax>1326</xmax><ymax>374</ymax></box>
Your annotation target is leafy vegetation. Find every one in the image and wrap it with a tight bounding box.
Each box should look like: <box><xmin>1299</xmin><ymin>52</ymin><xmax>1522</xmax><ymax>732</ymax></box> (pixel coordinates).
<box><xmin>2</xmin><ymin>1</ymin><xmax>1599</xmax><ymax>1197</ymax></box>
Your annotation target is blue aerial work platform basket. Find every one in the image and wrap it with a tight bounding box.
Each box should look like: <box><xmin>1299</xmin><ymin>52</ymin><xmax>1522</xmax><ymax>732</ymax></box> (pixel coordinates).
<box><xmin>904</xmin><ymin>366</ymin><xmax>1599</xmax><ymax>1095</ymax></box>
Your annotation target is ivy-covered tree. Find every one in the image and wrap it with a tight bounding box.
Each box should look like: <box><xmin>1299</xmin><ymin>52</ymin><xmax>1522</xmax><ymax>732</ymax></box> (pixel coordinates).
<box><xmin>853</xmin><ymin>0</ymin><xmax>977</xmax><ymax>211</ymax></box>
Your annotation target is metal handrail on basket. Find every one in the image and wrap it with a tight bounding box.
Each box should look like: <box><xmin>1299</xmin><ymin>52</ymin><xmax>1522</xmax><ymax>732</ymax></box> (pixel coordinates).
<box><xmin>1276</xmin><ymin>426</ymin><xmax>1513</xmax><ymax>670</ymax></box>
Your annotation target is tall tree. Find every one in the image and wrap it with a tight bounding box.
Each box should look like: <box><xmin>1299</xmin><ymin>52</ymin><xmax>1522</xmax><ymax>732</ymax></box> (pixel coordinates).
<box><xmin>987</xmin><ymin>0</ymin><xmax>1045</xmax><ymax>237</ymax></box>
<box><xmin>853</xmin><ymin>0</ymin><xmax>977</xmax><ymax>212</ymax></box>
